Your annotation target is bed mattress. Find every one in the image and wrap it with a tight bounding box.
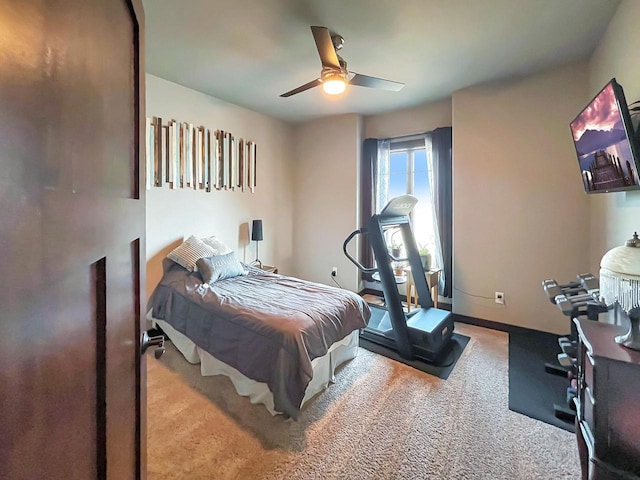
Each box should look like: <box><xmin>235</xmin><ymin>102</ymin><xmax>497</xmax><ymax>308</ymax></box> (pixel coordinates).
<box><xmin>149</xmin><ymin>314</ymin><xmax>360</xmax><ymax>415</ymax></box>
<box><xmin>147</xmin><ymin>261</ymin><xmax>370</xmax><ymax>418</ymax></box>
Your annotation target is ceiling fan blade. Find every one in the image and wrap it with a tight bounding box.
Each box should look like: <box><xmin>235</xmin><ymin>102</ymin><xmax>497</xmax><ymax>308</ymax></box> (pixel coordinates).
<box><xmin>280</xmin><ymin>78</ymin><xmax>322</xmax><ymax>97</ymax></box>
<box><xmin>310</xmin><ymin>26</ymin><xmax>340</xmax><ymax>70</ymax></box>
<box><xmin>350</xmin><ymin>73</ymin><xmax>404</xmax><ymax>92</ymax></box>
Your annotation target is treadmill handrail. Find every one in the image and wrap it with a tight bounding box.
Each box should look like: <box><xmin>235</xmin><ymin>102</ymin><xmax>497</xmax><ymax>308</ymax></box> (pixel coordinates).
<box><xmin>343</xmin><ymin>229</ymin><xmax>378</xmax><ymax>274</ymax></box>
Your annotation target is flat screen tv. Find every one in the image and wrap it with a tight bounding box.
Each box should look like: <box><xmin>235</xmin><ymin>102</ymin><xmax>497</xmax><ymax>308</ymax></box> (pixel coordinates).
<box><xmin>570</xmin><ymin>78</ymin><xmax>640</xmax><ymax>193</ymax></box>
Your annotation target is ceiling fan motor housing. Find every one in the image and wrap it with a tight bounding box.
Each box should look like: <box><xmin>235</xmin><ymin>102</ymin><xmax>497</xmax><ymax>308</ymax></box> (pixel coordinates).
<box><xmin>331</xmin><ymin>33</ymin><xmax>344</xmax><ymax>51</ymax></box>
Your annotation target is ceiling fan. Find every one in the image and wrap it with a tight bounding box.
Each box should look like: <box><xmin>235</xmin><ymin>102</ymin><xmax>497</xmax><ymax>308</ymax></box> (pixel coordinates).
<box><xmin>280</xmin><ymin>26</ymin><xmax>405</xmax><ymax>98</ymax></box>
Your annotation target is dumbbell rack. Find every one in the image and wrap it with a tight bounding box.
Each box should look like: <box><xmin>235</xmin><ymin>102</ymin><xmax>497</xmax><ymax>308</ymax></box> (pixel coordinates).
<box><xmin>541</xmin><ymin>273</ymin><xmax>607</xmax><ymax>423</ymax></box>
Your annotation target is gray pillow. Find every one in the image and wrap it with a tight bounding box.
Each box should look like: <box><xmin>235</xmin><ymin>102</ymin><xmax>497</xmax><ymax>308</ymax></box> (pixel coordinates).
<box><xmin>196</xmin><ymin>252</ymin><xmax>246</xmax><ymax>283</ymax></box>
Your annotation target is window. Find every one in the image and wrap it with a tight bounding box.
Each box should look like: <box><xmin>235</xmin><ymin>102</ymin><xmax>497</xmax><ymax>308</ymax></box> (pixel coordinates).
<box><xmin>375</xmin><ymin>138</ymin><xmax>437</xmax><ymax>265</ymax></box>
<box><xmin>361</xmin><ymin>129</ymin><xmax>451</xmax><ymax>296</ymax></box>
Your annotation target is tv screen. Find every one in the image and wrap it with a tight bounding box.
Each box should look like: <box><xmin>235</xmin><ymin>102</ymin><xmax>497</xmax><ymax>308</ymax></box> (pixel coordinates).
<box><xmin>570</xmin><ymin>78</ymin><xmax>640</xmax><ymax>193</ymax></box>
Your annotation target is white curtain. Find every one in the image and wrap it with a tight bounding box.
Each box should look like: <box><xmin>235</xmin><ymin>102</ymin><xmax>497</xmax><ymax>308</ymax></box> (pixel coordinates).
<box><xmin>374</xmin><ymin>139</ymin><xmax>390</xmax><ymax>212</ymax></box>
<box><xmin>424</xmin><ymin>134</ymin><xmax>445</xmax><ymax>294</ymax></box>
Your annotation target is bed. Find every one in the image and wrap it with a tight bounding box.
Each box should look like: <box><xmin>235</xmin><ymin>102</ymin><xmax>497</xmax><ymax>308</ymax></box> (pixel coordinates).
<box><xmin>147</xmin><ymin>256</ymin><xmax>370</xmax><ymax>419</ymax></box>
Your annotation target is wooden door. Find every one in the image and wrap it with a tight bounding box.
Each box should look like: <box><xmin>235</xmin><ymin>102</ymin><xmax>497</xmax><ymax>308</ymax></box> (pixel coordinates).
<box><xmin>0</xmin><ymin>1</ymin><xmax>146</xmax><ymax>479</ymax></box>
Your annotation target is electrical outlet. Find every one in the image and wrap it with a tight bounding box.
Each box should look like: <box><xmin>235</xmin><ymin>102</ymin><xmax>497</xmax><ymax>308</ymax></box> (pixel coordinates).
<box><xmin>331</xmin><ymin>267</ymin><xmax>338</xmax><ymax>277</ymax></box>
<box><xmin>495</xmin><ymin>292</ymin><xmax>505</xmax><ymax>304</ymax></box>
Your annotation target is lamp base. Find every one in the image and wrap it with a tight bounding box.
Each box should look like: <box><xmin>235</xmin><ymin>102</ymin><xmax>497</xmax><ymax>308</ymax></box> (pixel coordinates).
<box><xmin>615</xmin><ymin>307</ymin><xmax>640</xmax><ymax>351</ymax></box>
<box><xmin>252</xmin><ymin>241</ymin><xmax>261</xmax><ymax>269</ymax></box>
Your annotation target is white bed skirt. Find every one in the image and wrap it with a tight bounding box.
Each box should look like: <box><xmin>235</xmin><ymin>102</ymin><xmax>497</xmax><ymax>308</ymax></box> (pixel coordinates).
<box><xmin>147</xmin><ymin>313</ymin><xmax>360</xmax><ymax>416</ymax></box>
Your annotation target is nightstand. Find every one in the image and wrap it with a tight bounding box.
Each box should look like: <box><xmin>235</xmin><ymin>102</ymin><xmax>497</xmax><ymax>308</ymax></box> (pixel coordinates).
<box><xmin>259</xmin><ymin>265</ymin><xmax>278</xmax><ymax>274</ymax></box>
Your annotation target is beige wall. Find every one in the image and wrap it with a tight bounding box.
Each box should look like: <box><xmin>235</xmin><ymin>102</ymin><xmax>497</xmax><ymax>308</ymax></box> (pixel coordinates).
<box><xmin>452</xmin><ymin>63</ymin><xmax>591</xmax><ymax>333</ymax></box>
<box><xmin>145</xmin><ymin>75</ymin><xmax>294</xmax><ymax>302</ymax></box>
<box><xmin>291</xmin><ymin>114</ymin><xmax>362</xmax><ymax>291</ymax></box>
<box><xmin>587</xmin><ymin>0</ymin><xmax>640</xmax><ymax>273</ymax></box>
<box><xmin>364</xmin><ymin>99</ymin><xmax>453</xmax><ymax>139</ymax></box>
<box><xmin>145</xmin><ymin>0</ymin><xmax>638</xmax><ymax>332</ymax></box>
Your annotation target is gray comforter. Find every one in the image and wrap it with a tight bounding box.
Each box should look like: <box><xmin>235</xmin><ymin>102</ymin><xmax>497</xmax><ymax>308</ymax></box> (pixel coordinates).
<box><xmin>147</xmin><ymin>260</ymin><xmax>370</xmax><ymax>419</ymax></box>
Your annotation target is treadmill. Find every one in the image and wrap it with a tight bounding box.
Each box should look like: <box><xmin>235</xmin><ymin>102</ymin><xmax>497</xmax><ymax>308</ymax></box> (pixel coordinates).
<box><xmin>343</xmin><ymin>194</ymin><xmax>454</xmax><ymax>363</ymax></box>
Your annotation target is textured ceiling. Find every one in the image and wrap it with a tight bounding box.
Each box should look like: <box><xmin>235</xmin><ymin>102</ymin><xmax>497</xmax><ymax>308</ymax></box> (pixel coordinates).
<box><xmin>143</xmin><ymin>0</ymin><xmax>620</xmax><ymax>124</ymax></box>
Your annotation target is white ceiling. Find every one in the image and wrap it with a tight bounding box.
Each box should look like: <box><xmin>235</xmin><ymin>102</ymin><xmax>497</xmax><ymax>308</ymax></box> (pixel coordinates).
<box><xmin>143</xmin><ymin>0</ymin><xmax>620</xmax><ymax>124</ymax></box>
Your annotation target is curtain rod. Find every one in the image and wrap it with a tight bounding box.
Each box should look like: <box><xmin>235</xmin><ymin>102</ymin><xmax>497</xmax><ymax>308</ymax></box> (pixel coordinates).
<box><xmin>368</xmin><ymin>127</ymin><xmax>447</xmax><ymax>142</ymax></box>
<box><xmin>387</xmin><ymin>133</ymin><xmax>425</xmax><ymax>143</ymax></box>
<box><xmin>383</xmin><ymin>131</ymin><xmax>429</xmax><ymax>142</ymax></box>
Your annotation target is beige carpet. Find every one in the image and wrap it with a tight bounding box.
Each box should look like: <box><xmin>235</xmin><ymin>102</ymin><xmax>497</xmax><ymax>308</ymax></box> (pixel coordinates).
<box><xmin>147</xmin><ymin>324</ymin><xmax>580</xmax><ymax>479</ymax></box>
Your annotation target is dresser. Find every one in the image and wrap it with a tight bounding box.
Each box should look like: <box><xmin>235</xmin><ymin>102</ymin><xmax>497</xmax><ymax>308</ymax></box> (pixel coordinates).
<box><xmin>574</xmin><ymin>318</ymin><xmax>640</xmax><ymax>480</ymax></box>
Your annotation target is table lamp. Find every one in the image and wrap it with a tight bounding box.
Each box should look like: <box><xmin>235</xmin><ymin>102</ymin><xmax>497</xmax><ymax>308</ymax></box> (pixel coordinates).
<box><xmin>251</xmin><ymin>219</ymin><xmax>263</xmax><ymax>267</ymax></box>
<box><xmin>599</xmin><ymin>232</ymin><xmax>640</xmax><ymax>350</ymax></box>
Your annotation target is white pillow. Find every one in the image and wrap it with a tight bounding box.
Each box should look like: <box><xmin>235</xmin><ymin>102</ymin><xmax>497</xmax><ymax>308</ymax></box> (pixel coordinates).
<box><xmin>201</xmin><ymin>236</ymin><xmax>233</xmax><ymax>255</ymax></box>
<box><xmin>167</xmin><ymin>235</ymin><xmax>216</xmax><ymax>272</ymax></box>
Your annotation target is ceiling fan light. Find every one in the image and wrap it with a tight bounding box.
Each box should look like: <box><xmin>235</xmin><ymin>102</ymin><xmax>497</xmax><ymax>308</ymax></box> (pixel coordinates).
<box><xmin>322</xmin><ymin>77</ymin><xmax>346</xmax><ymax>95</ymax></box>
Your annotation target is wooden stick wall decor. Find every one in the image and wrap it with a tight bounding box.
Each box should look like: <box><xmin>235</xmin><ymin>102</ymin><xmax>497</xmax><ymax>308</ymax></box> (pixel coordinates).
<box><xmin>145</xmin><ymin>116</ymin><xmax>258</xmax><ymax>193</ymax></box>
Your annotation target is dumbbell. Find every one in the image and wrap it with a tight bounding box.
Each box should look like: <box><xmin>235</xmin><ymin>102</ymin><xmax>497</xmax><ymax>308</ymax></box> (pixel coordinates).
<box><xmin>562</xmin><ymin>292</ymin><xmax>595</xmax><ymax>303</ymax></box>
<box><xmin>542</xmin><ymin>279</ymin><xmax>583</xmax><ymax>304</ymax></box>
<box><xmin>558</xmin><ymin>353</ymin><xmax>576</xmax><ymax>367</ymax></box>
<box><xmin>559</xmin><ymin>342</ymin><xmax>577</xmax><ymax>357</ymax></box>
<box><xmin>577</xmin><ymin>273</ymin><xmax>599</xmax><ymax>293</ymax></box>
<box><xmin>555</xmin><ymin>293</ymin><xmax>600</xmax><ymax>315</ymax></box>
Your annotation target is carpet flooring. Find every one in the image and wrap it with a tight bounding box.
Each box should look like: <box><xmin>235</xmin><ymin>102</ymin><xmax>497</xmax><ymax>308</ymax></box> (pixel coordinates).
<box><xmin>147</xmin><ymin>323</ymin><xmax>580</xmax><ymax>479</ymax></box>
<box><xmin>509</xmin><ymin>330</ymin><xmax>575</xmax><ymax>432</ymax></box>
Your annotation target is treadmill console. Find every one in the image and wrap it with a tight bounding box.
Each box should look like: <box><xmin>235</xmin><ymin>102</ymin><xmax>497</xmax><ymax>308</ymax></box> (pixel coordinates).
<box><xmin>379</xmin><ymin>194</ymin><xmax>418</xmax><ymax>217</ymax></box>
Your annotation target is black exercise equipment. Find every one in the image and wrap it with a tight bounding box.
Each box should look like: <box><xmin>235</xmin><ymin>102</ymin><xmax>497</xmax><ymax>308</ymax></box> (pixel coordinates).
<box><xmin>541</xmin><ymin>273</ymin><xmax>608</xmax><ymax>423</ymax></box>
<box><xmin>344</xmin><ymin>195</ymin><xmax>454</xmax><ymax>363</ymax></box>
<box><xmin>543</xmin><ymin>273</ymin><xmax>606</xmax><ymax>321</ymax></box>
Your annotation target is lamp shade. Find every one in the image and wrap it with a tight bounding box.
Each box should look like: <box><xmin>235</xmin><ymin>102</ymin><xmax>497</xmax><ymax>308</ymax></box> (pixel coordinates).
<box><xmin>600</xmin><ymin>232</ymin><xmax>640</xmax><ymax>312</ymax></box>
<box><xmin>251</xmin><ymin>219</ymin><xmax>263</xmax><ymax>241</ymax></box>
<box><xmin>599</xmin><ymin>232</ymin><xmax>640</xmax><ymax>350</ymax></box>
